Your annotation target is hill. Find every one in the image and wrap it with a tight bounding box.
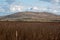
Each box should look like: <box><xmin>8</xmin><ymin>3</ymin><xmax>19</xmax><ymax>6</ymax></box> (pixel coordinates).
<box><xmin>0</xmin><ymin>12</ymin><xmax>60</xmax><ymax>22</ymax></box>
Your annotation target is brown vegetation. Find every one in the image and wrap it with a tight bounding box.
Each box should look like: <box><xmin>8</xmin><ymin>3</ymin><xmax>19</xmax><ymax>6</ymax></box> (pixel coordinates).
<box><xmin>0</xmin><ymin>21</ymin><xmax>60</xmax><ymax>40</ymax></box>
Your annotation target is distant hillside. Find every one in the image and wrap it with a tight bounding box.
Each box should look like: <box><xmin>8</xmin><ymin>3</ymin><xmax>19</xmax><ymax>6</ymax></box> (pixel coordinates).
<box><xmin>0</xmin><ymin>12</ymin><xmax>60</xmax><ymax>22</ymax></box>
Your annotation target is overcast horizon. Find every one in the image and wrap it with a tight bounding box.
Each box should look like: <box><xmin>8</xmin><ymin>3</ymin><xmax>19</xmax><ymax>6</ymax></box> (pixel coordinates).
<box><xmin>0</xmin><ymin>0</ymin><xmax>60</xmax><ymax>16</ymax></box>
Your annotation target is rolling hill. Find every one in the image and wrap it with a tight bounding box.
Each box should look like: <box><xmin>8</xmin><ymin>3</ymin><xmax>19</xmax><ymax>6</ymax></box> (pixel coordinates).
<box><xmin>0</xmin><ymin>12</ymin><xmax>60</xmax><ymax>22</ymax></box>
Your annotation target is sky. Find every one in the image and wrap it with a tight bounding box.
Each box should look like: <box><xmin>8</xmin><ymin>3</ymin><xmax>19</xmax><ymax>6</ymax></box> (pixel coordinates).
<box><xmin>0</xmin><ymin>0</ymin><xmax>60</xmax><ymax>16</ymax></box>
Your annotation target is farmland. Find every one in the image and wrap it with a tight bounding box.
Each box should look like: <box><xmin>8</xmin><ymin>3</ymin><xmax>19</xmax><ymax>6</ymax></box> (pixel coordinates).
<box><xmin>0</xmin><ymin>21</ymin><xmax>60</xmax><ymax>40</ymax></box>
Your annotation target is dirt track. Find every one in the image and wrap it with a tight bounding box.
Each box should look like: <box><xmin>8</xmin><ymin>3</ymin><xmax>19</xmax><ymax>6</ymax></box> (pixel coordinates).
<box><xmin>0</xmin><ymin>21</ymin><xmax>60</xmax><ymax>40</ymax></box>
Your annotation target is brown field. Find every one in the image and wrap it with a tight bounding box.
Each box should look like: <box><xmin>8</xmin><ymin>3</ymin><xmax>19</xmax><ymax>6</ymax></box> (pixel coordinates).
<box><xmin>0</xmin><ymin>21</ymin><xmax>60</xmax><ymax>40</ymax></box>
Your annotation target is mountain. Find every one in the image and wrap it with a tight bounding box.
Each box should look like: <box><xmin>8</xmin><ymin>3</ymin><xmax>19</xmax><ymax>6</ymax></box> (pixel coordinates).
<box><xmin>0</xmin><ymin>12</ymin><xmax>60</xmax><ymax>22</ymax></box>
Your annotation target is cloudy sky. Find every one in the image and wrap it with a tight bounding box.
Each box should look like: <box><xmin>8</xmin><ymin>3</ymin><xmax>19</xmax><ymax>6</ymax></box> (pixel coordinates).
<box><xmin>0</xmin><ymin>0</ymin><xmax>60</xmax><ymax>16</ymax></box>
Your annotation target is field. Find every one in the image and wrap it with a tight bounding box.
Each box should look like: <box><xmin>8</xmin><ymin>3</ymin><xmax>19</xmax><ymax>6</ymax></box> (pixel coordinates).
<box><xmin>0</xmin><ymin>21</ymin><xmax>60</xmax><ymax>40</ymax></box>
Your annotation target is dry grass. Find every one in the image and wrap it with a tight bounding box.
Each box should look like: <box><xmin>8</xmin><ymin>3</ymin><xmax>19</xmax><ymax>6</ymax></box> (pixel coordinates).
<box><xmin>0</xmin><ymin>21</ymin><xmax>60</xmax><ymax>40</ymax></box>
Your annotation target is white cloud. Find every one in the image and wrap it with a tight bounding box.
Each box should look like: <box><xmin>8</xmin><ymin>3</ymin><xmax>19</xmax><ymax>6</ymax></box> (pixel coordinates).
<box><xmin>53</xmin><ymin>10</ymin><xmax>58</xmax><ymax>13</ymax></box>
<box><xmin>26</xmin><ymin>6</ymin><xmax>40</xmax><ymax>12</ymax></box>
<box><xmin>26</xmin><ymin>6</ymin><xmax>49</xmax><ymax>12</ymax></box>
<box><xmin>40</xmin><ymin>7</ymin><xmax>47</xmax><ymax>11</ymax></box>
<box><xmin>10</xmin><ymin>4</ymin><xmax>24</xmax><ymax>12</ymax></box>
<box><xmin>54</xmin><ymin>0</ymin><xmax>60</xmax><ymax>2</ymax></box>
<box><xmin>33</xmin><ymin>7</ymin><xmax>39</xmax><ymax>10</ymax></box>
